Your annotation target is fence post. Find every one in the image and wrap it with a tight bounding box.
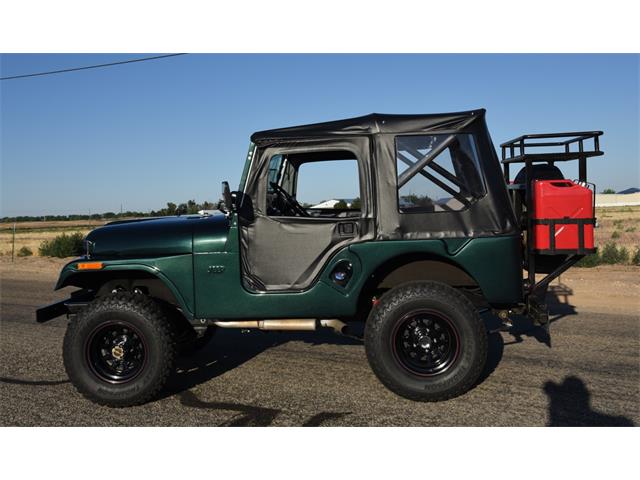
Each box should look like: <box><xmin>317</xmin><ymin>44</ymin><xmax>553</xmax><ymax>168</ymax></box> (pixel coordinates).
<box><xmin>12</xmin><ymin>222</ymin><xmax>16</xmax><ymax>262</ymax></box>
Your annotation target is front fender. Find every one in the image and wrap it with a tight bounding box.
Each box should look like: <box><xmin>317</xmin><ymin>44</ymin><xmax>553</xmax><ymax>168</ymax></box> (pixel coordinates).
<box><xmin>54</xmin><ymin>255</ymin><xmax>195</xmax><ymax>319</ymax></box>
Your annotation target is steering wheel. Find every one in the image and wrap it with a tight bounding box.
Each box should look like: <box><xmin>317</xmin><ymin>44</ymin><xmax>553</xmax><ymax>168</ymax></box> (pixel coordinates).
<box><xmin>269</xmin><ymin>182</ymin><xmax>309</xmax><ymax>217</ymax></box>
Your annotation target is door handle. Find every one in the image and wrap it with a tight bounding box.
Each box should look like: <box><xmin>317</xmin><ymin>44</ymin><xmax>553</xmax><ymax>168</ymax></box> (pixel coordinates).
<box><xmin>338</xmin><ymin>222</ymin><xmax>357</xmax><ymax>237</ymax></box>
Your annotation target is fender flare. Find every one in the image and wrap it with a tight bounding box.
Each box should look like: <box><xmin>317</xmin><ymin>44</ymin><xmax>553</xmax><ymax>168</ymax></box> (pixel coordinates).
<box><xmin>55</xmin><ymin>261</ymin><xmax>194</xmax><ymax>320</ymax></box>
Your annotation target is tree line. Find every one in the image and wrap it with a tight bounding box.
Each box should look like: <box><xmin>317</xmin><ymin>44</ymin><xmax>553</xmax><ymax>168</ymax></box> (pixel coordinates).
<box><xmin>1</xmin><ymin>199</ymin><xmax>221</xmax><ymax>223</ymax></box>
<box><xmin>2</xmin><ymin>196</ymin><xmax>368</xmax><ymax>223</ymax></box>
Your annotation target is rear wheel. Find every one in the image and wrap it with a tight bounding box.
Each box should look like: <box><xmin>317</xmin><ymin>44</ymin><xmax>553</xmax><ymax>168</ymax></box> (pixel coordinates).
<box><xmin>365</xmin><ymin>281</ymin><xmax>487</xmax><ymax>401</ymax></box>
<box><xmin>63</xmin><ymin>293</ymin><xmax>176</xmax><ymax>407</ymax></box>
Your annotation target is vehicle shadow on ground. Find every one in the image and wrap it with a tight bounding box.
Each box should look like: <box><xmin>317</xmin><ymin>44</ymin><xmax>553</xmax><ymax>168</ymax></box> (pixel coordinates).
<box><xmin>546</xmin><ymin>280</ymin><xmax>577</xmax><ymax>322</ymax></box>
<box><xmin>165</xmin><ymin>317</ymin><xmax>507</xmax><ymax>419</ymax></box>
<box><xmin>176</xmin><ymin>388</ymin><xmax>352</xmax><ymax>426</ymax></box>
<box><xmin>161</xmin><ymin>328</ymin><xmax>360</xmax><ymax>425</ymax></box>
<box><xmin>166</xmin><ymin>316</ymin><xmax>509</xmax><ymax>394</ymax></box>
<box><xmin>543</xmin><ymin>376</ymin><xmax>635</xmax><ymax>426</ymax></box>
<box><xmin>165</xmin><ymin>327</ymin><xmax>364</xmax><ymax>397</ymax></box>
<box><xmin>478</xmin><ymin>313</ymin><xmax>505</xmax><ymax>386</ymax></box>
<box><xmin>0</xmin><ymin>377</ymin><xmax>69</xmax><ymax>386</ymax></box>
<box><xmin>503</xmin><ymin>280</ymin><xmax>577</xmax><ymax>348</ymax></box>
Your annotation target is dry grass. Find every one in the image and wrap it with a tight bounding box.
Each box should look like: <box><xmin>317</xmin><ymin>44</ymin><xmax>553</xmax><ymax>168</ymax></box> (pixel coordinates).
<box><xmin>0</xmin><ymin>219</ymin><xmax>107</xmax><ymax>232</ymax></box>
<box><xmin>1</xmin><ymin>207</ymin><xmax>639</xmax><ymax>259</ymax></box>
<box><xmin>0</xmin><ymin>218</ymin><xmax>142</xmax><ymax>257</ymax></box>
<box><xmin>595</xmin><ymin>205</ymin><xmax>640</xmax><ymax>252</ymax></box>
<box><xmin>0</xmin><ymin>229</ymin><xmax>92</xmax><ymax>257</ymax></box>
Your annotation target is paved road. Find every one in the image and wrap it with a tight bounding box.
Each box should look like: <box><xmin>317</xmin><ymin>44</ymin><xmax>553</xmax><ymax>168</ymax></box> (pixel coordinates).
<box><xmin>1</xmin><ymin>275</ymin><xmax>638</xmax><ymax>426</ymax></box>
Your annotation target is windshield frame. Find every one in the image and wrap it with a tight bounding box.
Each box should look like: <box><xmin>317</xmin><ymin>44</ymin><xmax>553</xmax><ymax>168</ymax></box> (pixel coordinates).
<box><xmin>239</xmin><ymin>142</ymin><xmax>256</xmax><ymax>192</ymax></box>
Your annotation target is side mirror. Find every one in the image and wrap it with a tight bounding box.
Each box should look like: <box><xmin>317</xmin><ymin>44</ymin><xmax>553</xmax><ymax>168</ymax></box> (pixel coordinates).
<box><xmin>221</xmin><ymin>181</ymin><xmax>235</xmax><ymax>213</ymax></box>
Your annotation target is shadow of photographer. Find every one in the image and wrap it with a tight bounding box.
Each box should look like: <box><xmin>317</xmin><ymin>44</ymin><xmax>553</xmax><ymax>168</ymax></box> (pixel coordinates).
<box><xmin>544</xmin><ymin>376</ymin><xmax>634</xmax><ymax>426</ymax></box>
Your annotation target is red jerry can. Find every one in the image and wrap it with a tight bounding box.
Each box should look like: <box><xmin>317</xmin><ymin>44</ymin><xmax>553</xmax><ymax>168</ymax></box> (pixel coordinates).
<box><xmin>532</xmin><ymin>180</ymin><xmax>595</xmax><ymax>253</ymax></box>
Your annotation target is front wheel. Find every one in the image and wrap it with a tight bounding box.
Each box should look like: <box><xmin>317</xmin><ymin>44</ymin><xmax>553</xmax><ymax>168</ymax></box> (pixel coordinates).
<box><xmin>63</xmin><ymin>293</ymin><xmax>176</xmax><ymax>407</ymax></box>
<box><xmin>365</xmin><ymin>281</ymin><xmax>487</xmax><ymax>401</ymax></box>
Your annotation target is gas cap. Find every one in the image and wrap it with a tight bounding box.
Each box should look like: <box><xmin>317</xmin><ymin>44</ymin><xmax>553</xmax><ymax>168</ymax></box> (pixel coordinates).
<box><xmin>331</xmin><ymin>261</ymin><xmax>353</xmax><ymax>287</ymax></box>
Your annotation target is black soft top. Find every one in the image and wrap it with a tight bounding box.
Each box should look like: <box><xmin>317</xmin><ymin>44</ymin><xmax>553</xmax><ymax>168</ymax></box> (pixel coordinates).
<box><xmin>251</xmin><ymin>109</ymin><xmax>485</xmax><ymax>143</ymax></box>
<box><xmin>242</xmin><ymin>107</ymin><xmax>519</xmax><ymax>291</ymax></box>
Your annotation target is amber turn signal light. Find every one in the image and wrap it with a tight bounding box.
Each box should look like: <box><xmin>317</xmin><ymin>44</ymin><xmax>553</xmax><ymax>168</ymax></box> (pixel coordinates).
<box><xmin>76</xmin><ymin>262</ymin><xmax>104</xmax><ymax>270</ymax></box>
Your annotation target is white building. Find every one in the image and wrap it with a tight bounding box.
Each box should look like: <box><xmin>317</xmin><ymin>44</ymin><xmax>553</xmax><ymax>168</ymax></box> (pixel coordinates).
<box><xmin>311</xmin><ymin>198</ymin><xmax>357</xmax><ymax>209</ymax></box>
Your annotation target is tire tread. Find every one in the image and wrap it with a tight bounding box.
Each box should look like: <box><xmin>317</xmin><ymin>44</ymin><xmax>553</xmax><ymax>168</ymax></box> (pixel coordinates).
<box><xmin>63</xmin><ymin>292</ymin><xmax>176</xmax><ymax>407</ymax></box>
<box><xmin>365</xmin><ymin>281</ymin><xmax>487</xmax><ymax>402</ymax></box>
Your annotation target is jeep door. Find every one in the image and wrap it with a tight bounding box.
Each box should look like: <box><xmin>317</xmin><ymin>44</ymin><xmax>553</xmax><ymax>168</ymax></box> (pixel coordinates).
<box><xmin>239</xmin><ymin>137</ymin><xmax>374</xmax><ymax>292</ymax></box>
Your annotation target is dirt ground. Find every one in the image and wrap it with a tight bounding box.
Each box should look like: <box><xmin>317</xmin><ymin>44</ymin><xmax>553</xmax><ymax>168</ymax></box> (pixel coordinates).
<box><xmin>547</xmin><ymin>265</ymin><xmax>639</xmax><ymax>316</ymax></box>
<box><xmin>1</xmin><ymin>256</ymin><xmax>638</xmax><ymax>427</ymax></box>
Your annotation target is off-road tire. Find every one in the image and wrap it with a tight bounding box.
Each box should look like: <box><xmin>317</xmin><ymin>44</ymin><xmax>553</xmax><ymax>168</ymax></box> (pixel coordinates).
<box><xmin>365</xmin><ymin>281</ymin><xmax>487</xmax><ymax>401</ymax></box>
<box><xmin>63</xmin><ymin>293</ymin><xmax>176</xmax><ymax>407</ymax></box>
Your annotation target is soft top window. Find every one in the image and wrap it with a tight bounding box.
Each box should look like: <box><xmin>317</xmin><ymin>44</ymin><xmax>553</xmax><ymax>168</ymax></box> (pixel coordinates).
<box><xmin>265</xmin><ymin>149</ymin><xmax>361</xmax><ymax>218</ymax></box>
<box><xmin>396</xmin><ymin>134</ymin><xmax>485</xmax><ymax>213</ymax></box>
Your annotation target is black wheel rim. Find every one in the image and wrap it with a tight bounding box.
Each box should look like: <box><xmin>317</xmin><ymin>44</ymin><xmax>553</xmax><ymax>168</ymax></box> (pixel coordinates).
<box><xmin>391</xmin><ymin>309</ymin><xmax>460</xmax><ymax>376</ymax></box>
<box><xmin>86</xmin><ymin>322</ymin><xmax>147</xmax><ymax>384</ymax></box>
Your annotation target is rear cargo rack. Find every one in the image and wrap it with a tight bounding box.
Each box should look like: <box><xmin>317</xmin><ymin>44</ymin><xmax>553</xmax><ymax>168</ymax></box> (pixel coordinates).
<box><xmin>501</xmin><ymin>131</ymin><xmax>603</xmax><ymax>183</ymax></box>
<box><xmin>500</xmin><ymin>131</ymin><xmax>604</xmax><ymax>327</ymax></box>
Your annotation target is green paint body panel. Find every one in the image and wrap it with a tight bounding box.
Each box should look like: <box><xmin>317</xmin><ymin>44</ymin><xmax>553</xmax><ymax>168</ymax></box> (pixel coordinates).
<box><xmin>56</xmin><ymin>255</ymin><xmax>196</xmax><ymax>318</ymax></box>
<box><xmin>56</xmin><ymin>214</ymin><xmax>233</xmax><ymax>320</ymax></box>
<box><xmin>350</xmin><ymin>236</ymin><xmax>523</xmax><ymax>305</ymax></box>
<box><xmin>56</xmin><ymin>212</ymin><xmax>523</xmax><ymax>321</ymax></box>
<box><xmin>192</xmin><ymin>218</ymin><xmax>523</xmax><ymax>319</ymax></box>
<box><xmin>85</xmin><ymin>216</ymin><xmax>199</xmax><ymax>258</ymax></box>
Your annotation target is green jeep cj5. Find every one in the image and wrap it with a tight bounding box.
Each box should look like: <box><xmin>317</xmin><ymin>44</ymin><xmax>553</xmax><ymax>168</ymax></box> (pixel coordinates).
<box><xmin>37</xmin><ymin>109</ymin><xmax>603</xmax><ymax>407</ymax></box>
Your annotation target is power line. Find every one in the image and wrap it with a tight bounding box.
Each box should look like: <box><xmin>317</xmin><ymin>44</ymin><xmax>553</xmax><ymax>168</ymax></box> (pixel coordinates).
<box><xmin>0</xmin><ymin>53</ymin><xmax>188</xmax><ymax>81</ymax></box>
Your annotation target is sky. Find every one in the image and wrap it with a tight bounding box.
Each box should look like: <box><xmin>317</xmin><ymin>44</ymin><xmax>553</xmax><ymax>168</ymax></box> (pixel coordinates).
<box><xmin>0</xmin><ymin>53</ymin><xmax>638</xmax><ymax>217</ymax></box>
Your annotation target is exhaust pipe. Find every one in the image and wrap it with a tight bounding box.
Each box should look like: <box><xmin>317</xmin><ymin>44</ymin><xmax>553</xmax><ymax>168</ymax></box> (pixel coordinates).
<box><xmin>213</xmin><ymin>319</ymin><xmax>316</xmax><ymax>331</ymax></box>
<box><xmin>212</xmin><ymin>318</ymin><xmax>348</xmax><ymax>334</ymax></box>
<box><xmin>319</xmin><ymin>319</ymin><xmax>348</xmax><ymax>335</ymax></box>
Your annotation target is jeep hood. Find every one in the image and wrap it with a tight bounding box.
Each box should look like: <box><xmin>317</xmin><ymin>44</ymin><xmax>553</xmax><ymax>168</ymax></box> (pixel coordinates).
<box><xmin>86</xmin><ymin>214</ymin><xmax>228</xmax><ymax>258</ymax></box>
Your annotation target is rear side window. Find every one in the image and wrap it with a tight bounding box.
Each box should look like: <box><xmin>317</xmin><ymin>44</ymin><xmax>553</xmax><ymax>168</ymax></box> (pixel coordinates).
<box><xmin>396</xmin><ymin>134</ymin><xmax>485</xmax><ymax>213</ymax></box>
